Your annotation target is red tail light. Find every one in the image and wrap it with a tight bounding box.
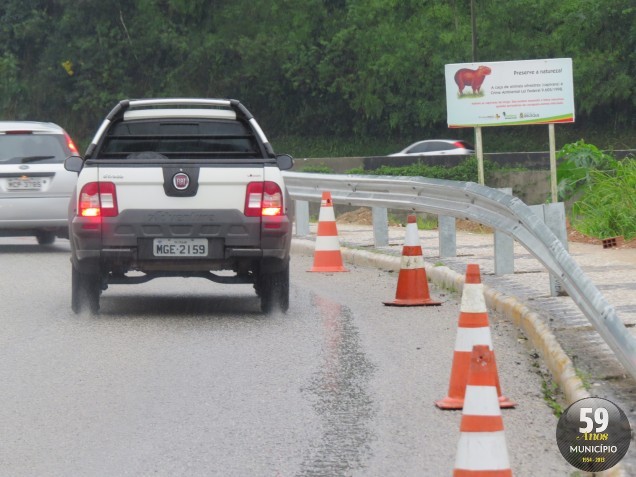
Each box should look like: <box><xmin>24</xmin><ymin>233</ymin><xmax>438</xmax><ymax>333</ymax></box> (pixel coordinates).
<box><xmin>79</xmin><ymin>182</ymin><xmax>118</xmax><ymax>218</ymax></box>
<box><xmin>244</xmin><ymin>181</ymin><xmax>283</xmax><ymax>217</ymax></box>
<box><xmin>65</xmin><ymin>132</ymin><xmax>79</xmax><ymax>155</ymax></box>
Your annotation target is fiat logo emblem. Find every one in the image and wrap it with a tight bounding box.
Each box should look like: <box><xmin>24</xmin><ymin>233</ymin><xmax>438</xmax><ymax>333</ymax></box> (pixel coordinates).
<box><xmin>173</xmin><ymin>172</ymin><xmax>189</xmax><ymax>190</ymax></box>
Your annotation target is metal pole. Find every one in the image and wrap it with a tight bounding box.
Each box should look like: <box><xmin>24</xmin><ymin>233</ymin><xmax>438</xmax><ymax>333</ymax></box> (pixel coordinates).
<box><xmin>549</xmin><ymin>123</ymin><xmax>557</xmax><ymax>202</ymax></box>
<box><xmin>471</xmin><ymin>0</ymin><xmax>477</xmax><ymax>62</ymax></box>
<box><xmin>475</xmin><ymin>126</ymin><xmax>484</xmax><ymax>185</ymax></box>
<box><xmin>471</xmin><ymin>2</ymin><xmax>483</xmax><ymax>186</ymax></box>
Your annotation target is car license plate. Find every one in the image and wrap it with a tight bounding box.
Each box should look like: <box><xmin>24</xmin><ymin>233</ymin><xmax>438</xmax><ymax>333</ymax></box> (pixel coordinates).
<box><xmin>7</xmin><ymin>178</ymin><xmax>43</xmax><ymax>191</ymax></box>
<box><xmin>153</xmin><ymin>238</ymin><xmax>208</xmax><ymax>257</ymax></box>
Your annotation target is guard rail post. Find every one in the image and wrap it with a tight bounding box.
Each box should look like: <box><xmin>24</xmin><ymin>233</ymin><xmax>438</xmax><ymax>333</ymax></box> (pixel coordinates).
<box><xmin>372</xmin><ymin>207</ymin><xmax>389</xmax><ymax>247</ymax></box>
<box><xmin>529</xmin><ymin>202</ymin><xmax>569</xmax><ymax>297</ymax></box>
<box><xmin>295</xmin><ymin>200</ymin><xmax>310</xmax><ymax>237</ymax></box>
<box><xmin>494</xmin><ymin>188</ymin><xmax>514</xmax><ymax>275</ymax></box>
<box><xmin>438</xmin><ymin>216</ymin><xmax>457</xmax><ymax>258</ymax></box>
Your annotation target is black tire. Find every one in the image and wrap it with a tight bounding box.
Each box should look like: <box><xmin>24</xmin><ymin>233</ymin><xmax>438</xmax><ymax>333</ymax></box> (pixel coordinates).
<box><xmin>259</xmin><ymin>264</ymin><xmax>289</xmax><ymax>314</ymax></box>
<box><xmin>71</xmin><ymin>265</ymin><xmax>101</xmax><ymax>314</ymax></box>
<box><xmin>36</xmin><ymin>231</ymin><xmax>56</xmax><ymax>245</ymax></box>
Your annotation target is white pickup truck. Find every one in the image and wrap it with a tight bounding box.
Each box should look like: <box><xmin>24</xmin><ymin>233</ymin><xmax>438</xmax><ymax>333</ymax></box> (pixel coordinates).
<box><xmin>65</xmin><ymin>98</ymin><xmax>294</xmax><ymax>314</ymax></box>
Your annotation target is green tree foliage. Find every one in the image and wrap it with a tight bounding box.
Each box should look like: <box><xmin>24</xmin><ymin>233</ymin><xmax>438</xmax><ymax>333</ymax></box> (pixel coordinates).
<box><xmin>316</xmin><ymin>0</ymin><xmax>470</xmax><ymax>135</ymax></box>
<box><xmin>552</xmin><ymin>0</ymin><xmax>636</xmax><ymax>125</ymax></box>
<box><xmin>0</xmin><ymin>0</ymin><xmax>634</xmax><ymax>145</ymax></box>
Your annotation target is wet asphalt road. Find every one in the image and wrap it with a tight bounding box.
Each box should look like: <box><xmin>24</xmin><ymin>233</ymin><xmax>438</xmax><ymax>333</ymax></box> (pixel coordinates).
<box><xmin>0</xmin><ymin>237</ymin><xmax>573</xmax><ymax>476</ymax></box>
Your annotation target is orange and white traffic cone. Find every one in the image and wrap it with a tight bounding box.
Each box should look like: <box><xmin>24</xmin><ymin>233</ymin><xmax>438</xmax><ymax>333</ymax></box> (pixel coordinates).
<box><xmin>453</xmin><ymin>345</ymin><xmax>513</xmax><ymax>476</ymax></box>
<box><xmin>308</xmin><ymin>191</ymin><xmax>348</xmax><ymax>272</ymax></box>
<box><xmin>436</xmin><ymin>264</ymin><xmax>515</xmax><ymax>409</ymax></box>
<box><xmin>384</xmin><ymin>214</ymin><xmax>440</xmax><ymax>306</ymax></box>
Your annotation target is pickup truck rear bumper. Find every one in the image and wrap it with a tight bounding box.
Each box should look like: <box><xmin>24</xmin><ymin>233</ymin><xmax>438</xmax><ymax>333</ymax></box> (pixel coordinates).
<box><xmin>70</xmin><ymin>208</ymin><xmax>291</xmax><ymax>273</ymax></box>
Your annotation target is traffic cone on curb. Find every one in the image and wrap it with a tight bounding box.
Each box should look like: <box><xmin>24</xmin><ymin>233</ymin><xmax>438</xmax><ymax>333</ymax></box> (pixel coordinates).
<box><xmin>436</xmin><ymin>264</ymin><xmax>515</xmax><ymax>409</ymax></box>
<box><xmin>308</xmin><ymin>191</ymin><xmax>348</xmax><ymax>272</ymax></box>
<box><xmin>453</xmin><ymin>345</ymin><xmax>513</xmax><ymax>476</ymax></box>
<box><xmin>383</xmin><ymin>214</ymin><xmax>441</xmax><ymax>306</ymax></box>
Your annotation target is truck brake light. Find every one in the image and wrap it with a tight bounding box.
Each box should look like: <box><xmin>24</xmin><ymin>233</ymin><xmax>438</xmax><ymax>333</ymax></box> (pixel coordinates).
<box><xmin>79</xmin><ymin>182</ymin><xmax>118</xmax><ymax>218</ymax></box>
<box><xmin>244</xmin><ymin>181</ymin><xmax>283</xmax><ymax>217</ymax></box>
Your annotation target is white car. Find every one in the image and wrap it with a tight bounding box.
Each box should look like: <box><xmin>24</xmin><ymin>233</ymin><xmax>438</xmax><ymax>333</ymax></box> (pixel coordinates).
<box><xmin>389</xmin><ymin>139</ymin><xmax>475</xmax><ymax>156</ymax></box>
<box><xmin>0</xmin><ymin>121</ymin><xmax>79</xmax><ymax>244</ymax></box>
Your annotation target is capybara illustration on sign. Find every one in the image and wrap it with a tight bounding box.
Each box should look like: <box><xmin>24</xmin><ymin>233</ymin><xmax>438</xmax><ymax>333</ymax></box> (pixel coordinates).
<box><xmin>454</xmin><ymin>66</ymin><xmax>492</xmax><ymax>95</ymax></box>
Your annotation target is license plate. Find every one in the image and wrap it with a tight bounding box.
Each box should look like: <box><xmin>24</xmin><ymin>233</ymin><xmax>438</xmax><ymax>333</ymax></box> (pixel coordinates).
<box><xmin>153</xmin><ymin>238</ymin><xmax>208</xmax><ymax>257</ymax></box>
<box><xmin>7</xmin><ymin>178</ymin><xmax>43</xmax><ymax>191</ymax></box>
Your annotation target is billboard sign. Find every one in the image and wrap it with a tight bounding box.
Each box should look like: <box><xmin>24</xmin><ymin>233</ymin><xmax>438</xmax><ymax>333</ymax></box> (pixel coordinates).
<box><xmin>445</xmin><ymin>58</ymin><xmax>574</xmax><ymax>128</ymax></box>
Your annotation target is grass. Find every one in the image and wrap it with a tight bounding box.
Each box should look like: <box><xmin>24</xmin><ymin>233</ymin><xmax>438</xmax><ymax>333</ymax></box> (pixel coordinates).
<box><xmin>387</xmin><ymin>212</ymin><xmax>404</xmax><ymax>226</ymax></box>
<box><xmin>456</xmin><ymin>91</ymin><xmax>485</xmax><ymax>99</ymax></box>
<box><xmin>571</xmin><ymin>157</ymin><xmax>636</xmax><ymax>240</ymax></box>
<box><xmin>417</xmin><ymin>216</ymin><xmax>438</xmax><ymax>230</ymax></box>
<box><xmin>529</xmin><ymin>349</ymin><xmax>565</xmax><ymax>417</ymax></box>
<box><xmin>575</xmin><ymin>368</ymin><xmax>592</xmax><ymax>391</ymax></box>
<box><xmin>541</xmin><ymin>379</ymin><xmax>564</xmax><ymax>417</ymax></box>
<box><xmin>299</xmin><ymin>164</ymin><xmax>335</xmax><ymax>174</ymax></box>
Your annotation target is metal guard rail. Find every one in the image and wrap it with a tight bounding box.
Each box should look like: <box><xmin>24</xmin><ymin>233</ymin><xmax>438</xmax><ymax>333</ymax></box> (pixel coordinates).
<box><xmin>283</xmin><ymin>171</ymin><xmax>636</xmax><ymax>380</ymax></box>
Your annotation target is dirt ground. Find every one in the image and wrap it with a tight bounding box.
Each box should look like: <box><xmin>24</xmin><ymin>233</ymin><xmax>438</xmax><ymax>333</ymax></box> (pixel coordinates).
<box><xmin>335</xmin><ymin>207</ymin><xmax>636</xmax><ymax>249</ymax></box>
<box><xmin>335</xmin><ymin>207</ymin><xmax>374</xmax><ymax>225</ymax></box>
<box><xmin>565</xmin><ymin>222</ymin><xmax>636</xmax><ymax>249</ymax></box>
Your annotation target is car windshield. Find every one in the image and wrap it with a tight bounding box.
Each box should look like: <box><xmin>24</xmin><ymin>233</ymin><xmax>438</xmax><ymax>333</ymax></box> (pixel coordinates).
<box><xmin>0</xmin><ymin>134</ymin><xmax>67</xmax><ymax>164</ymax></box>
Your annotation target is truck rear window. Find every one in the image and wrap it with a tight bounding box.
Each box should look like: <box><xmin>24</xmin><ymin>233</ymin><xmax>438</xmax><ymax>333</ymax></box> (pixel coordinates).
<box><xmin>99</xmin><ymin>119</ymin><xmax>262</xmax><ymax>159</ymax></box>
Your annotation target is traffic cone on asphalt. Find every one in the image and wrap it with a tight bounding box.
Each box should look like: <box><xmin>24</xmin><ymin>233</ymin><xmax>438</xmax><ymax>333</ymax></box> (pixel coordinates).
<box><xmin>453</xmin><ymin>345</ymin><xmax>513</xmax><ymax>476</ymax></box>
<box><xmin>383</xmin><ymin>214</ymin><xmax>441</xmax><ymax>306</ymax></box>
<box><xmin>308</xmin><ymin>191</ymin><xmax>348</xmax><ymax>272</ymax></box>
<box><xmin>436</xmin><ymin>264</ymin><xmax>515</xmax><ymax>409</ymax></box>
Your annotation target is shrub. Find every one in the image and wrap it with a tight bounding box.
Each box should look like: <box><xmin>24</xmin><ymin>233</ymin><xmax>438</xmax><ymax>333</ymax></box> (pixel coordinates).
<box><xmin>556</xmin><ymin>140</ymin><xmax>616</xmax><ymax>201</ymax></box>
<box><xmin>300</xmin><ymin>164</ymin><xmax>335</xmax><ymax>173</ymax></box>
<box><xmin>571</xmin><ymin>157</ymin><xmax>636</xmax><ymax>240</ymax></box>
<box><xmin>346</xmin><ymin>157</ymin><xmax>501</xmax><ymax>182</ymax></box>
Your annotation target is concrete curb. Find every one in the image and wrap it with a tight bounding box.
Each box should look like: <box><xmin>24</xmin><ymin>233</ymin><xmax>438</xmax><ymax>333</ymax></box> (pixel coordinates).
<box><xmin>293</xmin><ymin>238</ymin><xmax>624</xmax><ymax>477</ymax></box>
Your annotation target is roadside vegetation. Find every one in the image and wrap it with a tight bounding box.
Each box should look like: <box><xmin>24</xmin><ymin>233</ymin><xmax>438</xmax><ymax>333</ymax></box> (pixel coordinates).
<box><xmin>303</xmin><ymin>142</ymin><xmax>635</xmax><ymax>242</ymax></box>
<box><xmin>344</xmin><ymin>156</ymin><xmax>509</xmax><ymax>182</ymax></box>
<box><xmin>302</xmin><ymin>156</ymin><xmax>516</xmax><ymax>183</ymax></box>
<box><xmin>0</xmin><ymin>1</ymin><xmax>633</xmax><ymax>154</ymax></box>
<box><xmin>557</xmin><ymin>141</ymin><xmax>635</xmax><ymax>240</ymax></box>
<box><xmin>274</xmin><ymin>127</ymin><xmax>635</xmax><ymax>159</ymax></box>
<box><xmin>1</xmin><ymin>2</ymin><xmax>633</xmax><ymax>240</ymax></box>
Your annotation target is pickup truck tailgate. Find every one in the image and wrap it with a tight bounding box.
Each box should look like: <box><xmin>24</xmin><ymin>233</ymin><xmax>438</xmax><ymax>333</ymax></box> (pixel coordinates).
<box><xmin>98</xmin><ymin>165</ymin><xmax>263</xmax><ymax>211</ymax></box>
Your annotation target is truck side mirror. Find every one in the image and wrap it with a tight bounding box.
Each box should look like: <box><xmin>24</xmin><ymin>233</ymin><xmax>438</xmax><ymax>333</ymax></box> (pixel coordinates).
<box><xmin>276</xmin><ymin>154</ymin><xmax>294</xmax><ymax>171</ymax></box>
<box><xmin>64</xmin><ymin>155</ymin><xmax>84</xmax><ymax>173</ymax></box>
